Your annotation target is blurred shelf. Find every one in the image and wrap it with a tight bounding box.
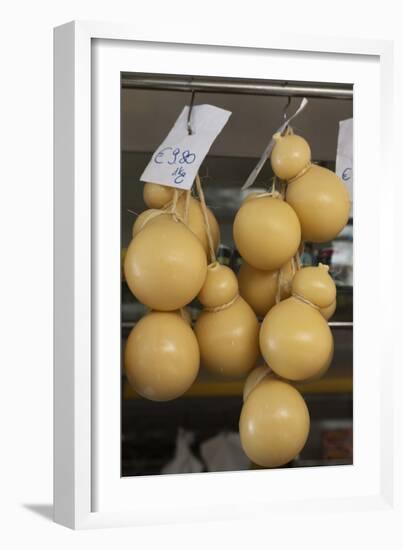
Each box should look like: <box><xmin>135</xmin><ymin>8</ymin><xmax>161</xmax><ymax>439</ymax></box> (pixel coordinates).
<box><xmin>123</xmin><ymin>372</ymin><xmax>352</xmax><ymax>400</ymax></box>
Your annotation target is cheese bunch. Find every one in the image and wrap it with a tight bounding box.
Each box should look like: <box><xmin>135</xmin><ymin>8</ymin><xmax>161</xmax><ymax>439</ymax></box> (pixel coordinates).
<box><xmin>271</xmin><ymin>133</ymin><xmax>350</xmax><ymax>242</ymax></box>
<box><xmin>123</xmin><ymin>181</ymin><xmax>220</xmax><ymax>402</ymax></box>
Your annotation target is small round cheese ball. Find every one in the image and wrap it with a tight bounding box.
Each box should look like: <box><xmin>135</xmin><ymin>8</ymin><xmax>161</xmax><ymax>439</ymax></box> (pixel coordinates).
<box><xmin>143</xmin><ymin>182</ymin><xmax>174</xmax><ymax>209</ymax></box>
<box><xmin>259</xmin><ymin>297</ymin><xmax>334</xmax><ymax>381</ymax></box>
<box><xmin>291</xmin><ymin>264</ymin><xmax>336</xmax><ymax>308</ymax></box>
<box><xmin>198</xmin><ymin>262</ymin><xmax>238</xmax><ymax>308</ymax></box>
<box><xmin>233</xmin><ymin>195</ymin><xmax>301</xmax><ymax>271</ymax></box>
<box><xmin>124</xmin><ymin>312</ymin><xmax>200</xmax><ymax>401</ymax></box>
<box><xmin>239</xmin><ymin>377</ymin><xmax>310</xmax><ymax>467</ymax></box>
<box><xmin>124</xmin><ymin>215</ymin><xmax>207</xmax><ymax>311</ymax></box>
<box><xmin>271</xmin><ymin>133</ymin><xmax>311</xmax><ymax>180</ymax></box>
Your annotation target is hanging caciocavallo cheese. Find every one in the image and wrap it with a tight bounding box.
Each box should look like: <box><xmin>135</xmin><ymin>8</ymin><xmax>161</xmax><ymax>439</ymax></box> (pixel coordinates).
<box><xmin>124</xmin><ymin>311</ymin><xmax>200</xmax><ymax>401</ymax></box>
<box><xmin>195</xmin><ymin>262</ymin><xmax>260</xmax><ymax>378</ymax></box>
<box><xmin>233</xmin><ymin>193</ymin><xmax>301</xmax><ymax>271</ymax></box>
<box><xmin>239</xmin><ymin>376</ymin><xmax>310</xmax><ymax>468</ymax></box>
<box><xmin>124</xmin><ymin>213</ymin><xmax>208</xmax><ymax>311</ymax></box>
<box><xmin>259</xmin><ymin>264</ymin><xmax>335</xmax><ymax>381</ymax></box>
<box><xmin>271</xmin><ymin>133</ymin><xmax>350</xmax><ymax>242</ymax></box>
<box><xmin>270</xmin><ymin>133</ymin><xmax>311</xmax><ymax>181</ymax></box>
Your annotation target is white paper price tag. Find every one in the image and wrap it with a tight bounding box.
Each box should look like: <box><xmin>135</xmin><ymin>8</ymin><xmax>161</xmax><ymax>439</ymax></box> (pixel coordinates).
<box><xmin>140</xmin><ymin>104</ymin><xmax>231</xmax><ymax>190</ymax></box>
<box><xmin>336</xmin><ymin>118</ymin><xmax>353</xmax><ymax>214</ymax></box>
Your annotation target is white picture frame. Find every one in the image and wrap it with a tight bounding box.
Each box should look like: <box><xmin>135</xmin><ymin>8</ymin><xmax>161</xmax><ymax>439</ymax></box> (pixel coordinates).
<box><xmin>54</xmin><ymin>20</ymin><xmax>399</xmax><ymax>530</ymax></box>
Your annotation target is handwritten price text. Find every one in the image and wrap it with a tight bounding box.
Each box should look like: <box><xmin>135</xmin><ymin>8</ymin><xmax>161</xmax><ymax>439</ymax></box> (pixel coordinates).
<box><xmin>153</xmin><ymin>147</ymin><xmax>196</xmax><ymax>184</ymax></box>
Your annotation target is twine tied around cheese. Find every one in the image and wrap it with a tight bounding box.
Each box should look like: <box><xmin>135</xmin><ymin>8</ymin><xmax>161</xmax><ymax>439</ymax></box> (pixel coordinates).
<box><xmin>134</xmin><ymin>187</ymin><xmax>192</xmax><ymax>233</ymax></box>
<box><xmin>275</xmin><ymin>260</ymin><xmax>293</xmax><ymax>305</ymax></box>
<box><xmin>195</xmin><ymin>173</ymin><xmax>217</xmax><ymax>264</ymax></box>
<box><xmin>203</xmin><ymin>293</ymin><xmax>240</xmax><ymax>313</ymax></box>
<box><xmin>252</xmin><ymin>189</ymin><xmax>283</xmax><ymax>201</ymax></box>
<box><xmin>274</xmin><ymin>242</ymin><xmax>304</xmax><ymax>305</ymax></box>
<box><xmin>249</xmin><ymin>175</ymin><xmax>284</xmax><ymax>201</ymax></box>
<box><xmin>287</xmin><ymin>161</ymin><xmax>312</xmax><ymax>184</ymax></box>
<box><xmin>169</xmin><ymin>188</ymin><xmax>180</xmax><ymax>221</ymax></box>
<box><xmin>275</xmin><ymin>264</ymin><xmax>286</xmax><ymax>305</ymax></box>
<box><xmin>184</xmin><ymin>189</ymin><xmax>191</xmax><ymax>224</ymax></box>
<box><xmin>291</xmin><ymin>292</ymin><xmax>321</xmax><ymax>311</ymax></box>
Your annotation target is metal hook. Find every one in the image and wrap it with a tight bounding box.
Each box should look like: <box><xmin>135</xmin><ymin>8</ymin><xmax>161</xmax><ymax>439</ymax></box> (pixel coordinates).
<box><xmin>283</xmin><ymin>95</ymin><xmax>292</xmax><ymax>120</ymax></box>
<box><xmin>187</xmin><ymin>90</ymin><xmax>196</xmax><ymax>135</ymax></box>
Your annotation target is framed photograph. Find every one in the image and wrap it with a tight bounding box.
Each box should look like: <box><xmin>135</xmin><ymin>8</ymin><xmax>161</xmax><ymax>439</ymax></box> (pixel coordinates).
<box><xmin>54</xmin><ymin>21</ymin><xmax>397</xmax><ymax>529</ymax></box>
